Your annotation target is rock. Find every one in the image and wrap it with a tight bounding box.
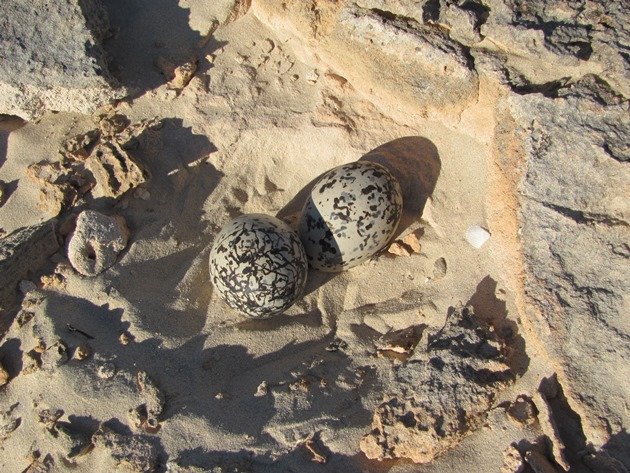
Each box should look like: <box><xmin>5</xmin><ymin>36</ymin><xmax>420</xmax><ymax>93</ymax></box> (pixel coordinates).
<box><xmin>27</xmin><ymin>115</ymin><xmax>154</xmax><ymax>215</ymax></box>
<box><xmin>513</xmin><ymin>72</ymin><xmax>630</xmax><ymax>444</ymax></box>
<box><xmin>26</xmin><ymin>160</ymin><xmax>93</xmax><ymax>216</ymax></box>
<box><xmin>40</xmin><ymin>340</ymin><xmax>69</xmax><ymax>370</ymax></box>
<box><xmin>361</xmin><ymin>306</ymin><xmax>513</xmax><ymax>463</ymax></box>
<box><xmin>0</xmin><ymin>220</ymin><xmax>59</xmax><ymax>311</ymax></box>
<box><xmin>0</xmin><ymin>0</ymin><xmax>125</xmax><ymax>120</ymax></box>
<box><xmin>37</xmin><ymin>409</ymin><xmax>64</xmax><ymax>430</ymax></box>
<box><xmin>22</xmin><ymin>452</ymin><xmax>55</xmax><ymax>473</ymax></box>
<box><xmin>0</xmin><ymin>361</ymin><xmax>9</xmax><ymax>386</ymax></box>
<box><xmin>19</xmin><ymin>280</ymin><xmax>38</xmax><ymax>295</ymax></box>
<box><xmin>254</xmin><ymin>381</ymin><xmax>268</xmax><ymax>397</ymax></box>
<box><xmin>170</xmin><ymin>60</ymin><xmax>198</xmax><ymax>90</ymax></box>
<box><xmin>73</xmin><ymin>344</ymin><xmax>92</xmax><ymax>361</ymax></box>
<box><xmin>0</xmin><ymin>403</ymin><xmax>21</xmax><ymax>440</ymax></box>
<box><xmin>506</xmin><ymin>395</ymin><xmax>537</xmax><ymax>425</ymax></box>
<box><xmin>85</xmin><ymin>142</ymin><xmax>146</xmax><ymax>199</ymax></box>
<box><xmin>387</xmin><ymin>230</ymin><xmax>423</xmax><ymax>257</ymax></box>
<box><xmin>67</xmin><ymin>210</ymin><xmax>129</xmax><ymax>276</ymax></box>
<box><xmin>376</xmin><ymin>325</ymin><xmax>426</xmax><ymax>359</ymax></box>
<box><xmin>135</xmin><ymin>371</ymin><xmax>164</xmax><ymax>430</ymax></box>
<box><xmin>96</xmin><ymin>362</ymin><xmax>117</xmax><ymax>379</ymax></box>
<box><xmin>92</xmin><ymin>424</ymin><xmax>158</xmax><ymax>472</ymax></box>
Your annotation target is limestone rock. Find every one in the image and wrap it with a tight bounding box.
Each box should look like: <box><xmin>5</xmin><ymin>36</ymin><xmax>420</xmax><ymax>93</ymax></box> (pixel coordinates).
<box><xmin>27</xmin><ymin>114</ymin><xmax>153</xmax><ymax>215</ymax></box>
<box><xmin>0</xmin><ymin>0</ymin><xmax>125</xmax><ymax>120</ymax></box>
<box><xmin>0</xmin><ymin>220</ymin><xmax>60</xmax><ymax>311</ymax></box>
<box><xmin>67</xmin><ymin>210</ymin><xmax>129</xmax><ymax>276</ymax></box>
<box><xmin>92</xmin><ymin>424</ymin><xmax>158</xmax><ymax>472</ymax></box>
<box><xmin>513</xmin><ymin>72</ymin><xmax>630</xmax><ymax>442</ymax></box>
<box><xmin>361</xmin><ymin>306</ymin><xmax>514</xmax><ymax>463</ymax></box>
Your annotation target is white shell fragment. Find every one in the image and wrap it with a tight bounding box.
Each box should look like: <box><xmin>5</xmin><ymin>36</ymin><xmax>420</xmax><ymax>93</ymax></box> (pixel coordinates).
<box><xmin>209</xmin><ymin>214</ymin><xmax>308</xmax><ymax>319</ymax></box>
<box><xmin>465</xmin><ymin>225</ymin><xmax>491</xmax><ymax>249</ymax></box>
<box><xmin>298</xmin><ymin>161</ymin><xmax>403</xmax><ymax>272</ymax></box>
<box><xmin>67</xmin><ymin>210</ymin><xmax>130</xmax><ymax>276</ymax></box>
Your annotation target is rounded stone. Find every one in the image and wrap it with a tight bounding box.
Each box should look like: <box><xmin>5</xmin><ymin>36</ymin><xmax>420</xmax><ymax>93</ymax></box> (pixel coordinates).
<box><xmin>209</xmin><ymin>214</ymin><xmax>308</xmax><ymax>318</ymax></box>
<box><xmin>298</xmin><ymin>161</ymin><xmax>403</xmax><ymax>272</ymax></box>
<box><xmin>67</xmin><ymin>210</ymin><xmax>130</xmax><ymax>276</ymax></box>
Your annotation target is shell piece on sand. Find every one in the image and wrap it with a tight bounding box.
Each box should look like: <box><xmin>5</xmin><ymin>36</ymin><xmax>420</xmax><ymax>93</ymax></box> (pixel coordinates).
<box><xmin>465</xmin><ymin>224</ymin><xmax>490</xmax><ymax>249</ymax></box>
<box><xmin>67</xmin><ymin>211</ymin><xmax>129</xmax><ymax>276</ymax></box>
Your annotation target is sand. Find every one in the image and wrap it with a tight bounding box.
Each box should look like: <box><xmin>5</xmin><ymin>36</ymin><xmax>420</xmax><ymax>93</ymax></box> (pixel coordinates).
<box><xmin>1</xmin><ymin>1</ymin><xmax>628</xmax><ymax>472</ymax></box>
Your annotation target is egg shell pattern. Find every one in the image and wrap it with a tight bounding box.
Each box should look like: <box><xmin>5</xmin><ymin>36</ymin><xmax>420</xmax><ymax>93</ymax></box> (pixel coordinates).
<box><xmin>209</xmin><ymin>214</ymin><xmax>308</xmax><ymax>318</ymax></box>
<box><xmin>298</xmin><ymin>161</ymin><xmax>403</xmax><ymax>271</ymax></box>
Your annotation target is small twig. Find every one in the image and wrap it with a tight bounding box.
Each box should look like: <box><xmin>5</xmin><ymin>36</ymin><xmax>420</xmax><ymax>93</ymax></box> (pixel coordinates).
<box><xmin>66</xmin><ymin>324</ymin><xmax>95</xmax><ymax>340</ymax></box>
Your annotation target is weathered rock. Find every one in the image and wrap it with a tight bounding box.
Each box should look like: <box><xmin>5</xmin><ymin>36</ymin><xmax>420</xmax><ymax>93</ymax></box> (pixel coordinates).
<box><xmin>513</xmin><ymin>72</ymin><xmax>630</xmax><ymax>444</ymax></box>
<box><xmin>361</xmin><ymin>306</ymin><xmax>513</xmax><ymax>463</ymax></box>
<box><xmin>134</xmin><ymin>371</ymin><xmax>165</xmax><ymax>431</ymax></box>
<box><xmin>0</xmin><ymin>0</ymin><xmax>125</xmax><ymax>120</ymax></box>
<box><xmin>40</xmin><ymin>340</ymin><xmax>69</xmax><ymax>370</ymax></box>
<box><xmin>26</xmin><ymin>160</ymin><xmax>93</xmax><ymax>216</ymax></box>
<box><xmin>0</xmin><ymin>403</ymin><xmax>20</xmax><ymax>441</ymax></box>
<box><xmin>92</xmin><ymin>424</ymin><xmax>158</xmax><ymax>472</ymax></box>
<box><xmin>0</xmin><ymin>220</ymin><xmax>59</xmax><ymax>311</ymax></box>
<box><xmin>67</xmin><ymin>210</ymin><xmax>129</xmax><ymax>276</ymax></box>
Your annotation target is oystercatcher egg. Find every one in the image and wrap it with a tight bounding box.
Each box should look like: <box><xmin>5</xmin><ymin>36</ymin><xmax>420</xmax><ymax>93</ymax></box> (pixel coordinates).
<box><xmin>298</xmin><ymin>161</ymin><xmax>403</xmax><ymax>271</ymax></box>
<box><xmin>209</xmin><ymin>214</ymin><xmax>308</xmax><ymax>318</ymax></box>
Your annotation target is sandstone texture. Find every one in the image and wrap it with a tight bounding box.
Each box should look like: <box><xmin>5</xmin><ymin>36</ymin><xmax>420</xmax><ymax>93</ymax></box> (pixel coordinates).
<box><xmin>67</xmin><ymin>210</ymin><xmax>129</xmax><ymax>276</ymax></box>
<box><xmin>0</xmin><ymin>0</ymin><xmax>125</xmax><ymax>120</ymax></box>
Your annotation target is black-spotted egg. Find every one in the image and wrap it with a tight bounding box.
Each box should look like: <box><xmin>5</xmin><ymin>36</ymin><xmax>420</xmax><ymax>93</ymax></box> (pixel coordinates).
<box><xmin>298</xmin><ymin>161</ymin><xmax>403</xmax><ymax>271</ymax></box>
<box><xmin>209</xmin><ymin>214</ymin><xmax>308</xmax><ymax>318</ymax></box>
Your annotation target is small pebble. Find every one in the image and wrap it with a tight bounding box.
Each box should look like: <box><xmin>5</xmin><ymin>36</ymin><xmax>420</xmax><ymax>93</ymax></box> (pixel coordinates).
<box><xmin>254</xmin><ymin>381</ymin><xmax>268</xmax><ymax>397</ymax></box>
<box><xmin>97</xmin><ymin>363</ymin><xmax>116</xmax><ymax>379</ymax></box>
<box><xmin>74</xmin><ymin>345</ymin><xmax>91</xmax><ymax>360</ymax></box>
<box><xmin>119</xmin><ymin>332</ymin><xmax>132</xmax><ymax>345</ymax></box>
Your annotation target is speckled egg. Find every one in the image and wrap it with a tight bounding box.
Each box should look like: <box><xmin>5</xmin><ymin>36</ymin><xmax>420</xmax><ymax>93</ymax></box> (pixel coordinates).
<box><xmin>209</xmin><ymin>214</ymin><xmax>308</xmax><ymax>318</ymax></box>
<box><xmin>298</xmin><ymin>161</ymin><xmax>403</xmax><ymax>271</ymax></box>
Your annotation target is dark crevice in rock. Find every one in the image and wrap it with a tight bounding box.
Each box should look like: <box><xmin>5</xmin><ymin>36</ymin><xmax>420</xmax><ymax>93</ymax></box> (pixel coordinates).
<box><xmin>508</xmin><ymin>0</ymin><xmax>594</xmax><ymax>60</ymax></box>
<box><xmin>508</xmin><ymin>76</ymin><xmax>571</xmax><ymax>97</ymax></box>
<box><xmin>540</xmin><ymin>201</ymin><xmax>628</xmax><ymax>228</ymax></box>
<box><xmin>365</xmin><ymin>6</ymin><xmax>476</xmax><ymax>71</ymax></box>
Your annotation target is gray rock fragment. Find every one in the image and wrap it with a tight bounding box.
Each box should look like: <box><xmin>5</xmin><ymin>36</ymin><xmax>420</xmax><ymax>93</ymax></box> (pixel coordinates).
<box><xmin>67</xmin><ymin>210</ymin><xmax>129</xmax><ymax>276</ymax></box>
<box><xmin>0</xmin><ymin>220</ymin><xmax>59</xmax><ymax>311</ymax></box>
<box><xmin>0</xmin><ymin>0</ymin><xmax>125</xmax><ymax>119</ymax></box>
